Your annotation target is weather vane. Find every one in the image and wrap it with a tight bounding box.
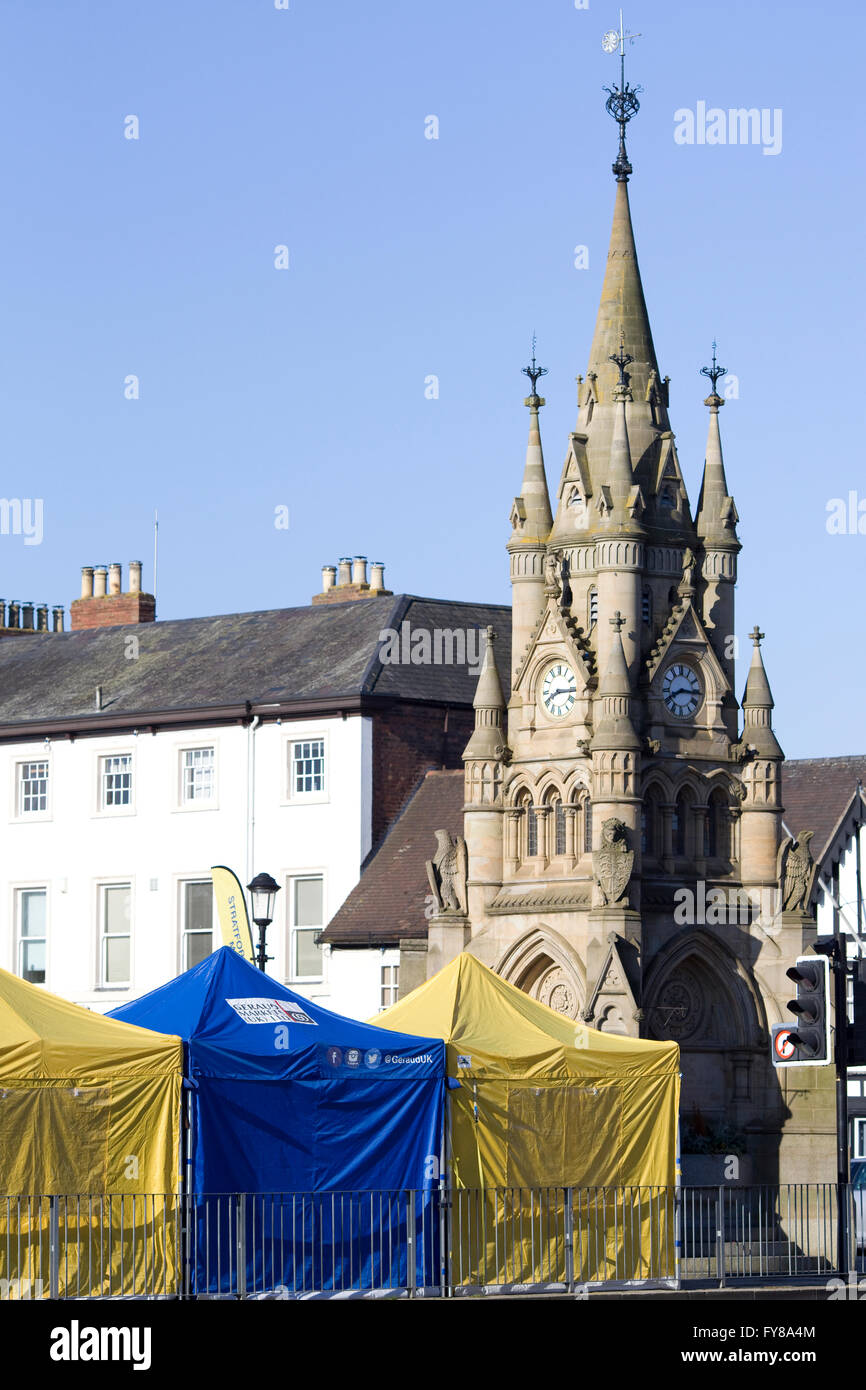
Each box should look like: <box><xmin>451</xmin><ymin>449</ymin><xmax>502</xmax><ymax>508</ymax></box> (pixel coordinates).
<box><xmin>602</xmin><ymin>10</ymin><xmax>643</xmax><ymax>180</ymax></box>
<box><xmin>700</xmin><ymin>340</ymin><xmax>726</xmax><ymax>396</ymax></box>
<box><xmin>522</xmin><ymin>333</ymin><xmax>548</xmax><ymax>398</ymax></box>
<box><xmin>608</xmin><ymin>327</ymin><xmax>633</xmax><ymax>386</ymax></box>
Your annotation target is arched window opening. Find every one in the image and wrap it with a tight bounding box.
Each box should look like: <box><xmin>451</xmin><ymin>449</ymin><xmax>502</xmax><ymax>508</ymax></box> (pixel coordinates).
<box><xmin>554</xmin><ymin>799</ymin><xmax>566</xmax><ymax>856</ymax></box>
<box><xmin>708</xmin><ymin>789</ymin><xmax>729</xmax><ymax>860</ymax></box>
<box><xmin>673</xmin><ymin>790</ymin><xmax>691</xmax><ymax>858</ymax></box>
<box><xmin>526</xmin><ymin>803</ymin><xmax>538</xmax><ymax>857</ymax></box>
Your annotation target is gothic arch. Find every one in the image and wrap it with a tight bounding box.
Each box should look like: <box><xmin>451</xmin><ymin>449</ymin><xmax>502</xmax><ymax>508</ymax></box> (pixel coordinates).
<box><xmin>504</xmin><ymin>772</ymin><xmax>539</xmax><ymax>804</ymax></box>
<box><xmin>669</xmin><ymin>769</ymin><xmax>706</xmax><ymax>804</ymax></box>
<box><xmin>643</xmin><ymin>930</ymin><xmax>766</xmax><ymax>1049</ymax></box>
<box><xmin>496</xmin><ymin>928</ymin><xmax>586</xmax><ymax>1020</ymax></box>
<box><xmin>536</xmin><ymin>770</ymin><xmax>565</xmax><ymax>802</ymax></box>
<box><xmin>563</xmin><ymin>766</ymin><xmax>591</xmax><ymax>799</ymax></box>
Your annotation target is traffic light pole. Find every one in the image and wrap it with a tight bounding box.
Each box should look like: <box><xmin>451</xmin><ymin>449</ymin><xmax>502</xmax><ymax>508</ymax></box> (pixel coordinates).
<box><xmin>832</xmin><ymin>939</ymin><xmax>850</xmax><ymax>1275</ymax></box>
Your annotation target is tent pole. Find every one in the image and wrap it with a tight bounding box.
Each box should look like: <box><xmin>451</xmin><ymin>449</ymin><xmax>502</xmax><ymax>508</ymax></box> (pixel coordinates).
<box><xmin>674</xmin><ymin>1080</ymin><xmax>682</xmax><ymax>1290</ymax></box>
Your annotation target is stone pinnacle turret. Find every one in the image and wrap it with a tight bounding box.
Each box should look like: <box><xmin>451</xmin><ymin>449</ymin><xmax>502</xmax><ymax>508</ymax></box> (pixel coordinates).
<box><xmin>696</xmin><ymin>345</ymin><xmax>739</xmax><ymax>545</ymax></box>
<box><xmin>741</xmin><ymin>626</ymin><xmax>783</xmax><ymax>759</ymax></box>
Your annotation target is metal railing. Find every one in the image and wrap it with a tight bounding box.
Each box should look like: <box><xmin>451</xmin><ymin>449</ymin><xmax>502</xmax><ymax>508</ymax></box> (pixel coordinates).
<box><xmin>1</xmin><ymin>1184</ymin><xmax>862</xmax><ymax>1299</ymax></box>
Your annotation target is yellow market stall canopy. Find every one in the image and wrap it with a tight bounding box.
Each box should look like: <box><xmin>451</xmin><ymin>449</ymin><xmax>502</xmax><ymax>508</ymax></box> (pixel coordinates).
<box><xmin>374</xmin><ymin>952</ymin><xmax>680</xmax><ymax>1287</ymax></box>
<box><xmin>0</xmin><ymin>969</ymin><xmax>183</xmax><ymax>1297</ymax></box>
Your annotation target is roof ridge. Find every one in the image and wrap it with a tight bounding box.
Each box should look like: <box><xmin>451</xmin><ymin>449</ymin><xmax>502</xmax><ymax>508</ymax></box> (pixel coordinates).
<box><xmin>360</xmin><ymin>593</ymin><xmax>412</xmax><ymax>695</ymax></box>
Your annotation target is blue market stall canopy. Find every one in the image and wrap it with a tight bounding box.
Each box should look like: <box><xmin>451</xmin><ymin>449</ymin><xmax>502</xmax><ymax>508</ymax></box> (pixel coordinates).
<box><xmin>109</xmin><ymin>947</ymin><xmax>445</xmax><ymax>1197</ymax></box>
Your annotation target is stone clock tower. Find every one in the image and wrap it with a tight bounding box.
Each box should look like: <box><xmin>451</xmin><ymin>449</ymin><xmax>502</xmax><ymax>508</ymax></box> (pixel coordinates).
<box><xmin>439</xmin><ymin>67</ymin><xmax>834</xmax><ymax>1184</ymax></box>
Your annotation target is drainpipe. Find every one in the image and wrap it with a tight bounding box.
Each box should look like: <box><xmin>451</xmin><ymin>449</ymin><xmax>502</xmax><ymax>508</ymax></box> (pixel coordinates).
<box><xmin>246</xmin><ymin>714</ymin><xmax>262</xmax><ymax>886</ymax></box>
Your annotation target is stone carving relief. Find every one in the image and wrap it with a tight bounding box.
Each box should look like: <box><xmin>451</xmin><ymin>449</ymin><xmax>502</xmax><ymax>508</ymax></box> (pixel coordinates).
<box><xmin>425</xmin><ymin>830</ymin><xmax>468</xmax><ymax>915</ymax></box>
<box><xmin>537</xmin><ymin>967</ymin><xmax>579</xmax><ymax>1019</ymax></box>
<box><xmin>593</xmin><ymin>818</ymin><xmax>634</xmax><ymax>906</ymax></box>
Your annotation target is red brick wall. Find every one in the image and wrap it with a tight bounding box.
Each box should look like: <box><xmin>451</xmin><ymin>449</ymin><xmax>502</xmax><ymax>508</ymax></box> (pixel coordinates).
<box><xmin>69</xmin><ymin>594</ymin><xmax>156</xmax><ymax>630</ymax></box>
<box><xmin>371</xmin><ymin>703</ymin><xmax>473</xmax><ymax>849</ymax></box>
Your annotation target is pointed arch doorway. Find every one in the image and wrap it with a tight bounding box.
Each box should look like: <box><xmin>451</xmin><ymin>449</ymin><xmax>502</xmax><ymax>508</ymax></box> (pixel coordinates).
<box><xmin>496</xmin><ymin>929</ymin><xmax>585</xmax><ymax>1020</ymax></box>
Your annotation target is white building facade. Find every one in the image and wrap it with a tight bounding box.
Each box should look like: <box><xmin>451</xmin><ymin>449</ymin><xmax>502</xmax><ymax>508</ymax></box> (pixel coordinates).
<box><xmin>0</xmin><ymin>570</ymin><xmax>506</xmax><ymax>1021</ymax></box>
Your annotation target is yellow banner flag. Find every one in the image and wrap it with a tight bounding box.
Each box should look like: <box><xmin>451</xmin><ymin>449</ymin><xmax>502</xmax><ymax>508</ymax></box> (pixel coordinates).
<box><xmin>210</xmin><ymin>866</ymin><xmax>255</xmax><ymax>964</ymax></box>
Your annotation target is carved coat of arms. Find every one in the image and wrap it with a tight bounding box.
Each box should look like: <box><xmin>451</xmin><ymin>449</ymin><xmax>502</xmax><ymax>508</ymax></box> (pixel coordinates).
<box><xmin>593</xmin><ymin>818</ymin><xmax>634</xmax><ymax>906</ymax></box>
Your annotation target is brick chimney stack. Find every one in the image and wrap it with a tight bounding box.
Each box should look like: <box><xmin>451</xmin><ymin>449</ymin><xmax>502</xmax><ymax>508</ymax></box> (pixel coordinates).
<box><xmin>70</xmin><ymin>561</ymin><xmax>156</xmax><ymax>630</ymax></box>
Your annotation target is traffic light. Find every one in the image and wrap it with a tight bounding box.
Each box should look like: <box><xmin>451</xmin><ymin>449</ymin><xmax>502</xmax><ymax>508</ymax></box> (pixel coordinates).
<box><xmin>782</xmin><ymin>954</ymin><xmax>830</xmax><ymax>1065</ymax></box>
<box><xmin>847</xmin><ymin>973</ymin><xmax>866</xmax><ymax>1068</ymax></box>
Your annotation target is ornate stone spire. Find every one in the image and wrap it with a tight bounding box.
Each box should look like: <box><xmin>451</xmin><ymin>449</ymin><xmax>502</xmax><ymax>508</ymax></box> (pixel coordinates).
<box><xmin>464</xmin><ymin>626</ymin><xmax>507</xmax><ymax>761</ymax></box>
<box><xmin>695</xmin><ymin>344</ymin><xmax>739</xmax><ymax>544</ymax></box>
<box><xmin>583</xmin><ymin>176</ymin><xmax>662</xmax><ymax>411</ymax></box>
<box><xmin>741</xmin><ymin>626</ymin><xmax>783</xmax><ymax>758</ymax></box>
<box><xmin>510</xmin><ymin>341</ymin><xmax>553</xmax><ymax>542</ymax></box>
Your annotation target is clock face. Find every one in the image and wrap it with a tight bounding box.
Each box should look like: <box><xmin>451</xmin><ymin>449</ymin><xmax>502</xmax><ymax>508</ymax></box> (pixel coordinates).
<box><xmin>541</xmin><ymin>662</ymin><xmax>577</xmax><ymax>718</ymax></box>
<box><xmin>662</xmin><ymin>663</ymin><xmax>701</xmax><ymax>718</ymax></box>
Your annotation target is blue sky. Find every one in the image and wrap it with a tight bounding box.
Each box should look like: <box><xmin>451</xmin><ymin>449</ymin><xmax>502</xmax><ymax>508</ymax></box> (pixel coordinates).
<box><xmin>0</xmin><ymin>0</ymin><xmax>862</xmax><ymax>758</ymax></box>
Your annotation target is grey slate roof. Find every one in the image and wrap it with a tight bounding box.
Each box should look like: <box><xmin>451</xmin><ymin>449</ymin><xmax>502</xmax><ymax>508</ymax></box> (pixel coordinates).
<box><xmin>321</xmin><ymin>769</ymin><xmax>464</xmax><ymax>944</ymax></box>
<box><xmin>783</xmin><ymin>756</ymin><xmax>866</xmax><ymax>864</ymax></box>
<box><xmin>0</xmin><ymin>595</ymin><xmax>511</xmax><ymax>731</ymax></box>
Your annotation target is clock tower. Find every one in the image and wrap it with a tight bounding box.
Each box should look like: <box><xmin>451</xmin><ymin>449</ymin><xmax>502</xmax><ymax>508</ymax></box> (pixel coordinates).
<box><xmin>456</xmin><ymin>56</ymin><xmax>834</xmax><ymax>1184</ymax></box>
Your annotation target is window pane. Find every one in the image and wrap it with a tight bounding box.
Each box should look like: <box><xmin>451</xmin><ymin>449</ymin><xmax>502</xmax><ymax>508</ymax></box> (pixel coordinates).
<box><xmin>295</xmin><ymin>928</ymin><xmax>322</xmax><ymax>977</ymax></box>
<box><xmin>183</xmin><ymin>747</ymin><xmax>214</xmax><ymax>802</ymax></box>
<box><xmin>104</xmin><ymin>885</ymin><xmax>130</xmax><ymax>934</ymax></box>
<box><xmin>105</xmin><ymin>935</ymin><xmax>130</xmax><ymax>983</ymax></box>
<box><xmin>526</xmin><ymin>805</ymin><xmax>537</xmax><ymax>857</ymax></box>
<box><xmin>295</xmin><ymin>877</ymin><xmax>323</xmax><ymax>927</ymax></box>
<box><xmin>21</xmin><ymin>889</ymin><xmax>46</xmax><ymax>937</ymax></box>
<box><xmin>19</xmin><ymin>761</ymin><xmax>48</xmax><ymax>814</ymax></box>
<box><xmin>185</xmin><ymin>931</ymin><xmax>213</xmax><ymax>970</ymax></box>
<box><xmin>554</xmin><ymin>802</ymin><xmax>566</xmax><ymax>855</ymax></box>
<box><xmin>103</xmin><ymin>755</ymin><xmax>132</xmax><ymax>807</ymax></box>
<box><xmin>185</xmin><ymin>881</ymin><xmax>213</xmax><ymax>932</ymax></box>
<box><xmin>292</xmin><ymin>740</ymin><xmax>325</xmax><ymax>795</ymax></box>
<box><xmin>21</xmin><ymin>939</ymin><xmax>46</xmax><ymax>984</ymax></box>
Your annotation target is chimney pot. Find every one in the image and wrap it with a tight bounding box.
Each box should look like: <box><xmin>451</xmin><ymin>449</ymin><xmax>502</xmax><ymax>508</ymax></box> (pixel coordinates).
<box><xmin>108</xmin><ymin>563</ymin><xmax>122</xmax><ymax>596</ymax></box>
<box><xmin>129</xmin><ymin>561</ymin><xmax>142</xmax><ymax>593</ymax></box>
<box><xmin>369</xmin><ymin>562</ymin><xmax>385</xmax><ymax>592</ymax></box>
<box><xmin>36</xmin><ymin>604</ymin><xmax>48</xmax><ymax>632</ymax></box>
<box><xmin>321</xmin><ymin>564</ymin><xmax>336</xmax><ymax>593</ymax></box>
<box><xmin>337</xmin><ymin>557</ymin><xmax>352</xmax><ymax>586</ymax></box>
<box><xmin>80</xmin><ymin>567</ymin><xmax>94</xmax><ymax>599</ymax></box>
<box><xmin>52</xmin><ymin>606</ymin><xmax>64</xmax><ymax>633</ymax></box>
<box><xmin>352</xmin><ymin>555</ymin><xmax>368</xmax><ymax>586</ymax></box>
<box><xmin>8</xmin><ymin>601</ymin><xmax>19</xmax><ymax>629</ymax></box>
<box><xmin>93</xmin><ymin>567</ymin><xmax>107</xmax><ymax>598</ymax></box>
<box><xmin>21</xmin><ymin>602</ymin><xmax>34</xmax><ymax>631</ymax></box>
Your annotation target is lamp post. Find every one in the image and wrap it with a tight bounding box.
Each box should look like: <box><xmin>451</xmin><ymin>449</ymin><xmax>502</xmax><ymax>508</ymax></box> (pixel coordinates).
<box><xmin>247</xmin><ymin>872</ymin><xmax>281</xmax><ymax>973</ymax></box>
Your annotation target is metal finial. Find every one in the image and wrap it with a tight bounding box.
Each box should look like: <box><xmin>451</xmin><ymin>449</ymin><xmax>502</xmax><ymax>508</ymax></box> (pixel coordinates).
<box><xmin>608</xmin><ymin>327</ymin><xmax>634</xmax><ymax>386</ymax></box>
<box><xmin>602</xmin><ymin>10</ymin><xmax>643</xmax><ymax>180</ymax></box>
<box><xmin>749</xmin><ymin>625</ymin><xmax>765</xmax><ymax>648</ymax></box>
<box><xmin>522</xmin><ymin>333</ymin><xmax>548</xmax><ymax>398</ymax></box>
<box><xmin>700</xmin><ymin>339</ymin><xmax>727</xmax><ymax>396</ymax></box>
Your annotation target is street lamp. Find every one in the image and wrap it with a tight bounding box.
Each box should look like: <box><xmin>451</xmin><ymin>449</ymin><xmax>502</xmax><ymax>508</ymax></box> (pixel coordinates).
<box><xmin>247</xmin><ymin>872</ymin><xmax>281</xmax><ymax>973</ymax></box>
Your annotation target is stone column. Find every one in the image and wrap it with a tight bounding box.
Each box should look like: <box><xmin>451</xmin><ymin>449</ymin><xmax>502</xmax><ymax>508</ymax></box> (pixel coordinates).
<box><xmin>534</xmin><ymin>805</ymin><xmax>550</xmax><ymax>873</ymax></box>
<box><xmin>505</xmin><ymin>809</ymin><xmax>522</xmax><ymax>875</ymax></box>
<box><xmin>564</xmin><ymin>805</ymin><xmax>577</xmax><ymax>868</ymax></box>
